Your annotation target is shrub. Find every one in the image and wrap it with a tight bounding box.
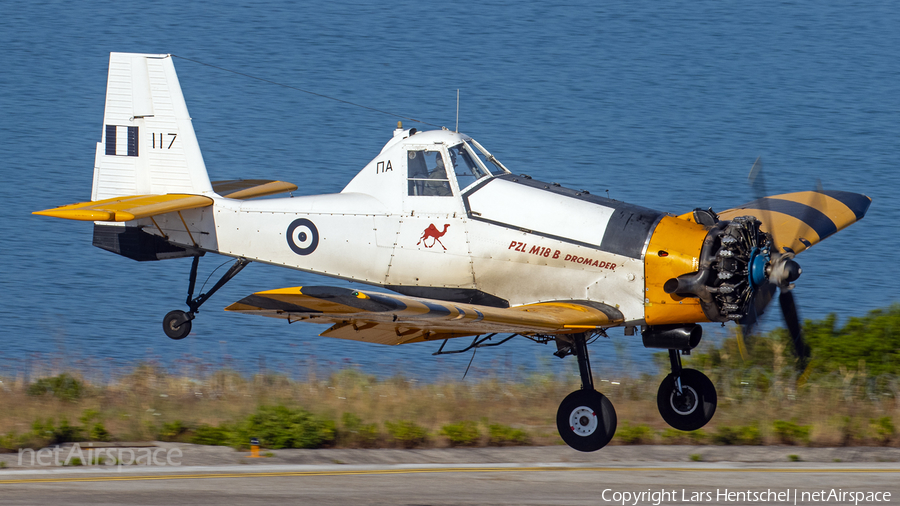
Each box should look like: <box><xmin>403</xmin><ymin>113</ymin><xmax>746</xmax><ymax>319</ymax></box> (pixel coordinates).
<box><xmin>340</xmin><ymin>413</ymin><xmax>380</xmax><ymax>448</ymax></box>
<box><xmin>0</xmin><ymin>433</ymin><xmax>19</xmax><ymax>452</ymax></box>
<box><xmin>439</xmin><ymin>421</ymin><xmax>481</xmax><ymax>447</ymax></box>
<box><xmin>617</xmin><ymin>423</ymin><xmax>654</xmax><ymax>444</ymax></box>
<box><xmin>871</xmin><ymin>417</ymin><xmax>895</xmax><ymax>445</ymax></box>
<box><xmin>488</xmin><ymin>424</ymin><xmax>530</xmax><ymax>446</ymax></box>
<box><xmin>712</xmin><ymin>425</ymin><xmax>761</xmax><ymax>445</ymax></box>
<box><xmin>660</xmin><ymin>428</ymin><xmax>706</xmax><ymax>444</ymax></box>
<box><xmin>384</xmin><ymin>420</ymin><xmax>427</xmax><ymax>448</ymax></box>
<box><xmin>243</xmin><ymin>405</ymin><xmax>335</xmax><ymax>449</ymax></box>
<box><xmin>79</xmin><ymin>409</ymin><xmax>101</xmax><ymax>425</ymax></box>
<box><xmin>26</xmin><ymin>374</ymin><xmax>84</xmax><ymax>401</ymax></box>
<box><xmin>31</xmin><ymin>418</ymin><xmax>82</xmax><ymax>445</ymax></box>
<box><xmin>89</xmin><ymin>422</ymin><xmax>112</xmax><ymax>442</ymax></box>
<box><xmin>687</xmin><ymin>429</ymin><xmax>707</xmax><ymax>444</ymax></box>
<box><xmin>803</xmin><ymin>305</ymin><xmax>900</xmax><ymax>378</ymax></box>
<box><xmin>773</xmin><ymin>420</ymin><xmax>811</xmax><ymax>446</ymax></box>
<box><xmin>191</xmin><ymin>424</ymin><xmax>233</xmax><ymax>446</ymax></box>
<box><xmin>839</xmin><ymin>416</ymin><xmax>866</xmax><ymax>446</ymax></box>
<box><xmin>159</xmin><ymin>421</ymin><xmax>191</xmax><ymax>442</ymax></box>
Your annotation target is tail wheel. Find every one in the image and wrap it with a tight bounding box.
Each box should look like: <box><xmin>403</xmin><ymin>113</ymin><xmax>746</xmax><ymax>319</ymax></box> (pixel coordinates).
<box><xmin>556</xmin><ymin>389</ymin><xmax>617</xmax><ymax>452</ymax></box>
<box><xmin>657</xmin><ymin>368</ymin><xmax>717</xmax><ymax>431</ymax></box>
<box><xmin>163</xmin><ymin>310</ymin><xmax>192</xmax><ymax>340</ymax></box>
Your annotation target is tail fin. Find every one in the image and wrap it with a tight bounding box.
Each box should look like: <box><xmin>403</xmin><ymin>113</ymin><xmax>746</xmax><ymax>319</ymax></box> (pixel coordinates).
<box><xmin>91</xmin><ymin>53</ymin><xmax>213</xmax><ymax>201</ymax></box>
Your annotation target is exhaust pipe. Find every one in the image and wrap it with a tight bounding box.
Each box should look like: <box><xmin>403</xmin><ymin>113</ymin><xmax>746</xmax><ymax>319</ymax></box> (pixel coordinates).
<box><xmin>663</xmin><ymin>270</ymin><xmax>713</xmax><ymax>302</ymax></box>
<box><xmin>642</xmin><ymin>324</ymin><xmax>702</xmax><ymax>350</ymax></box>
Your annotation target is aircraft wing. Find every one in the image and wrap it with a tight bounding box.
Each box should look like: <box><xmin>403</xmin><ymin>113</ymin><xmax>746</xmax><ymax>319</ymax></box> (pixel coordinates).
<box><xmin>225</xmin><ymin>286</ymin><xmax>624</xmax><ymax>345</ymax></box>
<box><xmin>33</xmin><ymin>194</ymin><xmax>213</xmax><ymax>222</ymax></box>
<box><xmin>716</xmin><ymin>190</ymin><xmax>871</xmax><ymax>254</ymax></box>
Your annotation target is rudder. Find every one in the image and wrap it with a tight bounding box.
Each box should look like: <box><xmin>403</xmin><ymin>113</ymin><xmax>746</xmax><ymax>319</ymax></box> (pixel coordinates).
<box><xmin>91</xmin><ymin>53</ymin><xmax>213</xmax><ymax>201</ymax></box>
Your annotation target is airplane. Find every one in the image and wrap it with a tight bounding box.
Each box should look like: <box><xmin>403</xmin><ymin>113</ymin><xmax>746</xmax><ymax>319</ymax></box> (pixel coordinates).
<box><xmin>34</xmin><ymin>53</ymin><xmax>871</xmax><ymax>452</ymax></box>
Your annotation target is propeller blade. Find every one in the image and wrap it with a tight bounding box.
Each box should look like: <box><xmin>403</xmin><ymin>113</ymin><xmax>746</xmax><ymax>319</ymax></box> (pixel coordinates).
<box><xmin>778</xmin><ymin>289</ymin><xmax>810</xmax><ymax>367</ymax></box>
<box><xmin>754</xmin><ymin>282</ymin><xmax>777</xmax><ymax>317</ymax></box>
<box><xmin>747</xmin><ymin>156</ymin><xmax>788</xmax><ymax>250</ymax></box>
<box><xmin>748</xmin><ymin>156</ymin><xmax>765</xmax><ymax>200</ymax></box>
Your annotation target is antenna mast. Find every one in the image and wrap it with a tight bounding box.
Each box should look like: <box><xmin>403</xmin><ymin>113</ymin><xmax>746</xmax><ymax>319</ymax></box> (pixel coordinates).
<box><xmin>456</xmin><ymin>89</ymin><xmax>460</xmax><ymax>132</ymax></box>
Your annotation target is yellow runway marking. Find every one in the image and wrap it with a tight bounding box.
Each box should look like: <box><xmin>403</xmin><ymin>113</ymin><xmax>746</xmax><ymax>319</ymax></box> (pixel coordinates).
<box><xmin>1</xmin><ymin>466</ymin><xmax>898</xmax><ymax>485</ymax></box>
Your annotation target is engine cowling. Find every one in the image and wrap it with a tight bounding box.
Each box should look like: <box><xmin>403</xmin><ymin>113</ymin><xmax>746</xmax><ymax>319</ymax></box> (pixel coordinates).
<box><xmin>663</xmin><ymin>215</ymin><xmax>799</xmax><ymax>323</ymax></box>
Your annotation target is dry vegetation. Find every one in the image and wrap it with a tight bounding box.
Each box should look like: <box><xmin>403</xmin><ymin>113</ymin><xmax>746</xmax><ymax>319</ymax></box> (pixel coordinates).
<box><xmin>3</xmin><ymin>305</ymin><xmax>898</xmax><ymax>450</ymax></box>
<box><xmin>0</xmin><ymin>356</ymin><xmax>896</xmax><ymax>450</ymax></box>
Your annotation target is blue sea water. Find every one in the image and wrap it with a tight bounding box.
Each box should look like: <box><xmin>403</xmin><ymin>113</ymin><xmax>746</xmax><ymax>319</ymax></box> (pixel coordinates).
<box><xmin>1</xmin><ymin>1</ymin><xmax>897</xmax><ymax>382</ymax></box>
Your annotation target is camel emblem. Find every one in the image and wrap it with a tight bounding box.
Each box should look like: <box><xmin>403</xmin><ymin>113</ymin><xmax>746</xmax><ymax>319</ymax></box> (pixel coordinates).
<box><xmin>417</xmin><ymin>223</ymin><xmax>450</xmax><ymax>250</ymax></box>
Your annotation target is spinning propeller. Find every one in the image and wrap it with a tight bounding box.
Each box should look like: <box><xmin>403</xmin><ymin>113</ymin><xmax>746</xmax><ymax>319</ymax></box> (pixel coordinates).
<box><xmin>742</xmin><ymin>157</ymin><xmax>812</xmax><ymax>369</ymax></box>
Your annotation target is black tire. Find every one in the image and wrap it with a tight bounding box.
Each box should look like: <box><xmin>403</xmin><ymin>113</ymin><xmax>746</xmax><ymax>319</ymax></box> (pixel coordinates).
<box><xmin>163</xmin><ymin>310</ymin><xmax>192</xmax><ymax>340</ymax></box>
<box><xmin>556</xmin><ymin>389</ymin><xmax>617</xmax><ymax>452</ymax></box>
<box><xmin>657</xmin><ymin>368</ymin><xmax>717</xmax><ymax>431</ymax></box>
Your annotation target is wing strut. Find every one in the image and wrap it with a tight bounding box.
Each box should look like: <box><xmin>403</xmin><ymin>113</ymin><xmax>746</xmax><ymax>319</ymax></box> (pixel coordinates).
<box><xmin>432</xmin><ymin>333</ymin><xmax>518</xmax><ymax>355</ymax></box>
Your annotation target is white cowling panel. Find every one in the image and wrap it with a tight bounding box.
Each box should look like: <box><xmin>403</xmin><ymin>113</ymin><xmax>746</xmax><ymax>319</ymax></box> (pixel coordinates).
<box><xmin>466</xmin><ymin>179</ymin><xmax>614</xmax><ymax>247</ymax></box>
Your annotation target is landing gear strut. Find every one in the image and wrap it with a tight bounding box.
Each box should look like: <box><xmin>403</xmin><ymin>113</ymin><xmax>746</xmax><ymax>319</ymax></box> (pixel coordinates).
<box><xmin>162</xmin><ymin>256</ymin><xmax>250</xmax><ymax>340</ymax></box>
<box><xmin>657</xmin><ymin>349</ymin><xmax>717</xmax><ymax>431</ymax></box>
<box><xmin>555</xmin><ymin>334</ymin><xmax>617</xmax><ymax>452</ymax></box>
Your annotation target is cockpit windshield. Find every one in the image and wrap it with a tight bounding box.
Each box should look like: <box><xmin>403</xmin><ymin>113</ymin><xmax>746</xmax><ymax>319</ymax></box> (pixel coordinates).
<box><xmin>448</xmin><ymin>140</ymin><xmax>509</xmax><ymax>192</ymax></box>
<box><xmin>468</xmin><ymin>139</ymin><xmax>508</xmax><ymax>177</ymax></box>
<box><xmin>448</xmin><ymin>144</ymin><xmax>487</xmax><ymax>191</ymax></box>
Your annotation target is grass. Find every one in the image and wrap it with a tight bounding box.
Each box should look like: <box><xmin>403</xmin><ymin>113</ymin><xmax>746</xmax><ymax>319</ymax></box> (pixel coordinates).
<box><xmin>0</xmin><ymin>362</ymin><xmax>897</xmax><ymax>451</ymax></box>
<box><xmin>2</xmin><ymin>309</ymin><xmax>900</xmax><ymax>452</ymax></box>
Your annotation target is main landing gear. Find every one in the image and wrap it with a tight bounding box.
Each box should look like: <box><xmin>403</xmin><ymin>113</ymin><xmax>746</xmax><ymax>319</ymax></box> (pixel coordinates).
<box><xmin>163</xmin><ymin>255</ymin><xmax>250</xmax><ymax>340</ymax></box>
<box><xmin>555</xmin><ymin>334</ymin><xmax>617</xmax><ymax>452</ymax></box>
<box><xmin>657</xmin><ymin>349</ymin><xmax>717</xmax><ymax>431</ymax></box>
<box><xmin>553</xmin><ymin>335</ymin><xmax>717</xmax><ymax>451</ymax></box>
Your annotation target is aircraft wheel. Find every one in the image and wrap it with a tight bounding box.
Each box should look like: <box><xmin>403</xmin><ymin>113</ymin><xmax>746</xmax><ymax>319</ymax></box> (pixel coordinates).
<box><xmin>657</xmin><ymin>368</ymin><xmax>717</xmax><ymax>431</ymax></box>
<box><xmin>163</xmin><ymin>310</ymin><xmax>192</xmax><ymax>340</ymax></box>
<box><xmin>556</xmin><ymin>389</ymin><xmax>617</xmax><ymax>452</ymax></box>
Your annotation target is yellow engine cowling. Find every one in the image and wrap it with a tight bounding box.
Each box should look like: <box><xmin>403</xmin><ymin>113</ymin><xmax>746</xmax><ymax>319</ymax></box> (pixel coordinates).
<box><xmin>643</xmin><ymin>215</ymin><xmax>711</xmax><ymax>325</ymax></box>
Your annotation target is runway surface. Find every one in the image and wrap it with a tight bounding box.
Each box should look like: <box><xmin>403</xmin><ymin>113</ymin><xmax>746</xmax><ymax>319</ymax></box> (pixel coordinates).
<box><xmin>1</xmin><ymin>460</ymin><xmax>898</xmax><ymax>505</ymax></box>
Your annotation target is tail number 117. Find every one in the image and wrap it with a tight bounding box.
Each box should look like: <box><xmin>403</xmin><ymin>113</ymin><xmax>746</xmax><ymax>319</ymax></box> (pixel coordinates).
<box><xmin>152</xmin><ymin>133</ymin><xmax>177</xmax><ymax>149</ymax></box>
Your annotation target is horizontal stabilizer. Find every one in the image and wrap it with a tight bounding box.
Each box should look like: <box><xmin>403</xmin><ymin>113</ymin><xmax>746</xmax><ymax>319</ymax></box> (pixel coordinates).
<box><xmin>33</xmin><ymin>194</ymin><xmax>213</xmax><ymax>222</ymax></box>
<box><xmin>716</xmin><ymin>190</ymin><xmax>871</xmax><ymax>254</ymax></box>
<box><xmin>225</xmin><ymin>286</ymin><xmax>623</xmax><ymax>345</ymax></box>
<box><xmin>211</xmin><ymin>179</ymin><xmax>298</xmax><ymax>199</ymax></box>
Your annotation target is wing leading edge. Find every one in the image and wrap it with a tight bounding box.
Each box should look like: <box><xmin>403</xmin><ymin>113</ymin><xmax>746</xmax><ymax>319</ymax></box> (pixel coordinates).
<box><xmin>716</xmin><ymin>190</ymin><xmax>871</xmax><ymax>254</ymax></box>
<box><xmin>225</xmin><ymin>286</ymin><xmax>624</xmax><ymax>345</ymax></box>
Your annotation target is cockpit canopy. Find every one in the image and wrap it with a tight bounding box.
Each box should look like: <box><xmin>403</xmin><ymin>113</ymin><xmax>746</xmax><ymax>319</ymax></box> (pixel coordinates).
<box><xmin>406</xmin><ymin>138</ymin><xmax>507</xmax><ymax>197</ymax></box>
<box><xmin>341</xmin><ymin>128</ymin><xmax>510</xmax><ymax>209</ymax></box>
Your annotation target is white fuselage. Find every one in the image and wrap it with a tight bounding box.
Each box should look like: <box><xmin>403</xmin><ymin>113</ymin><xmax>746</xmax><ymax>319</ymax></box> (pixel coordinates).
<box><xmin>144</xmin><ymin>130</ymin><xmax>660</xmax><ymax>324</ymax></box>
